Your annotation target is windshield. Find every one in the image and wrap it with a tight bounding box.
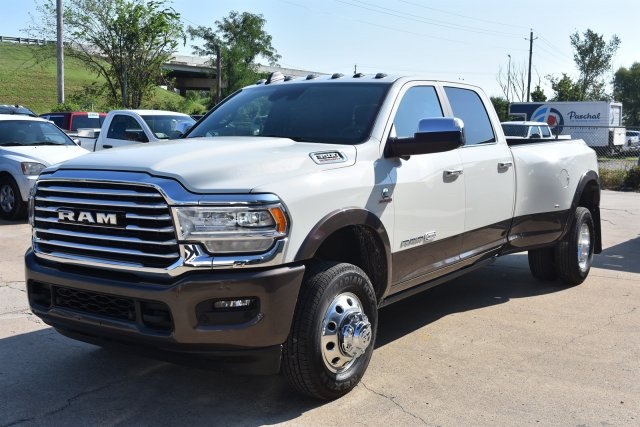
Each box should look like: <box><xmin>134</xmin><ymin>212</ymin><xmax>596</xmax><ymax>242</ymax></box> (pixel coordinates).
<box><xmin>142</xmin><ymin>115</ymin><xmax>195</xmax><ymax>140</ymax></box>
<box><xmin>501</xmin><ymin>124</ymin><xmax>528</xmax><ymax>137</ymax></box>
<box><xmin>187</xmin><ymin>82</ymin><xmax>390</xmax><ymax>144</ymax></box>
<box><xmin>0</xmin><ymin>120</ymin><xmax>76</xmax><ymax>146</ymax></box>
<box><xmin>72</xmin><ymin>115</ymin><xmax>105</xmax><ymax>131</ymax></box>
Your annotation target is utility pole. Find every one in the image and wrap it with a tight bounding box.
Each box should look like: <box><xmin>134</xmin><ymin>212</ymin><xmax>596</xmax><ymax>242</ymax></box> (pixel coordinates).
<box><xmin>215</xmin><ymin>45</ymin><xmax>222</xmax><ymax>105</ymax></box>
<box><xmin>526</xmin><ymin>29</ymin><xmax>537</xmax><ymax>102</ymax></box>
<box><xmin>506</xmin><ymin>54</ymin><xmax>511</xmax><ymax>103</ymax></box>
<box><xmin>56</xmin><ymin>0</ymin><xmax>64</xmax><ymax>104</ymax></box>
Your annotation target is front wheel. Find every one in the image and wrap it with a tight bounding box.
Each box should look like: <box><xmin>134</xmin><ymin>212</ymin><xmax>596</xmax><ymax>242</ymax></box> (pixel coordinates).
<box><xmin>0</xmin><ymin>176</ymin><xmax>27</xmax><ymax>220</ymax></box>
<box><xmin>282</xmin><ymin>262</ymin><xmax>378</xmax><ymax>400</ymax></box>
<box><xmin>554</xmin><ymin>207</ymin><xmax>595</xmax><ymax>285</ymax></box>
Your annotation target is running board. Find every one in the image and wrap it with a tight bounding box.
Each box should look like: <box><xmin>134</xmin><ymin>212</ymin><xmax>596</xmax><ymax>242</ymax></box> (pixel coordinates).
<box><xmin>380</xmin><ymin>257</ymin><xmax>496</xmax><ymax>308</ymax></box>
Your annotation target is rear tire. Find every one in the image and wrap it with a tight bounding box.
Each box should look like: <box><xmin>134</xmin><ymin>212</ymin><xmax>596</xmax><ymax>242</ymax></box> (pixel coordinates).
<box><xmin>528</xmin><ymin>247</ymin><xmax>558</xmax><ymax>281</ymax></box>
<box><xmin>282</xmin><ymin>262</ymin><xmax>377</xmax><ymax>400</ymax></box>
<box><xmin>554</xmin><ymin>207</ymin><xmax>595</xmax><ymax>286</ymax></box>
<box><xmin>0</xmin><ymin>176</ymin><xmax>27</xmax><ymax>220</ymax></box>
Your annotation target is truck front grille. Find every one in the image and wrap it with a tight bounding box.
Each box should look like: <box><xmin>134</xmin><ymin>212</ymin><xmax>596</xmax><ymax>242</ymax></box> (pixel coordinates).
<box><xmin>33</xmin><ymin>180</ymin><xmax>180</xmax><ymax>269</ymax></box>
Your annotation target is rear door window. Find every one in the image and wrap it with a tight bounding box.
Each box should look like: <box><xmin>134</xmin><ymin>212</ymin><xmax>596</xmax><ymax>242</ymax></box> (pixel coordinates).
<box><xmin>106</xmin><ymin>115</ymin><xmax>148</xmax><ymax>142</ymax></box>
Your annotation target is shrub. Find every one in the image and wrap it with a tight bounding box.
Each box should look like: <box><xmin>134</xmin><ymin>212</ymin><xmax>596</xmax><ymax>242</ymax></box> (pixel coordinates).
<box><xmin>623</xmin><ymin>166</ymin><xmax>640</xmax><ymax>190</ymax></box>
<box><xmin>599</xmin><ymin>168</ymin><xmax>626</xmax><ymax>189</ymax></box>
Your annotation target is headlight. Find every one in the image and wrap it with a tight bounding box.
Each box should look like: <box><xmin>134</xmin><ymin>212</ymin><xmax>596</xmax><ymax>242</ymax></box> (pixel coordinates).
<box><xmin>21</xmin><ymin>162</ymin><xmax>46</xmax><ymax>176</ymax></box>
<box><xmin>173</xmin><ymin>204</ymin><xmax>288</xmax><ymax>254</ymax></box>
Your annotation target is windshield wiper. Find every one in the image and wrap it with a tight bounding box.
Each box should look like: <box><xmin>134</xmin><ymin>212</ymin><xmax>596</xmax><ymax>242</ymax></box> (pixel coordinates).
<box><xmin>261</xmin><ymin>134</ymin><xmax>316</xmax><ymax>143</ymax></box>
<box><xmin>30</xmin><ymin>141</ymin><xmax>68</xmax><ymax>146</ymax></box>
<box><xmin>0</xmin><ymin>142</ymin><xmax>23</xmax><ymax>146</ymax></box>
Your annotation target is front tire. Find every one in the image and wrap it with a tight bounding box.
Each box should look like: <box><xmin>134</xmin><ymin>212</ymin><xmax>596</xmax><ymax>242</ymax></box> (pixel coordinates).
<box><xmin>554</xmin><ymin>207</ymin><xmax>595</xmax><ymax>285</ymax></box>
<box><xmin>282</xmin><ymin>262</ymin><xmax>378</xmax><ymax>400</ymax></box>
<box><xmin>0</xmin><ymin>176</ymin><xmax>27</xmax><ymax>220</ymax></box>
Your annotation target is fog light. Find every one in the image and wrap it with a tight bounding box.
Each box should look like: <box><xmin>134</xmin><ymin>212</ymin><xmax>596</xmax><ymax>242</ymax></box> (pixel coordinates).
<box><xmin>196</xmin><ymin>297</ymin><xmax>260</xmax><ymax>326</ymax></box>
<box><xmin>213</xmin><ymin>298</ymin><xmax>256</xmax><ymax>309</ymax></box>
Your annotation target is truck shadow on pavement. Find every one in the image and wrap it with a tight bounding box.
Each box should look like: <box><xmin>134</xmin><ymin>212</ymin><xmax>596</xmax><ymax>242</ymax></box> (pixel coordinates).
<box><xmin>0</xmin><ymin>218</ymin><xmax>28</xmax><ymax>226</ymax></box>
<box><xmin>0</xmin><ymin>327</ymin><xmax>320</xmax><ymax>426</ymax></box>
<box><xmin>591</xmin><ymin>236</ymin><xmax>640</xmax><ymax>274</ymax></box>
<box><xmin>376</xmin><ymin>254</ymin><xmax>571</xmax><ymax>348</ymax></box>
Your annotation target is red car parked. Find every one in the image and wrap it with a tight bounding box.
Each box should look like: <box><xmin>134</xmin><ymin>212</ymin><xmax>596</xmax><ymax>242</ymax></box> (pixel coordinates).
<box><xmin>39</xmin><ymin>111</ymin><xmax>106</xmax><ymax>133</ymax></box>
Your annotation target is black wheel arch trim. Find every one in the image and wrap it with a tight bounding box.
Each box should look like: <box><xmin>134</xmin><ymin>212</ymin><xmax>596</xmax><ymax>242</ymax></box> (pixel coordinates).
<box><xmin>568</xmin><ymin>170</ymin><xmax>602</xmax><ymax>254</ymax></box>
<box><xmin>294</xmin><ymin>208</ymin><xmax>392</xmax><ymax>289</ymax></box>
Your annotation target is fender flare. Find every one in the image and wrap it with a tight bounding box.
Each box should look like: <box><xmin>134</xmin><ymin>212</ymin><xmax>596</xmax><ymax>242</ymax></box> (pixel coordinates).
<box><xmin>567</xmin><ymin>170</ymin><xmax>602</xmax><ymax>254</ymax></box>
<box><xmin>294</xmin><ymin>208</ymin><xmax>392</xmax><ymax>289</ymax></box>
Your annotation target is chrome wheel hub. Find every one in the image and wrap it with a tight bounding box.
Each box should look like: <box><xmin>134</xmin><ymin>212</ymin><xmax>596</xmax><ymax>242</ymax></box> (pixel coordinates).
<box><xmin>577</xmin><ymin>223</ymin><xmax>591</xmax><ymax>272</ymax></box>
<box><xmin>0</xmin><ymin>184</ymin><xmax>15</xmax><ymax>213</ymax></box>
<box><xmin>321</xmin><ymin>292</ymin><xmax>372</xmax><ymax>373</ymax></box>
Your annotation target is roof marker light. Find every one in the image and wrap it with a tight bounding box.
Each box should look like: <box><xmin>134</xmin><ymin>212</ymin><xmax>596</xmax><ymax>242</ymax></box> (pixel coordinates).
<box><xmin>266</xmin><ymin>71</ymin><xmax>285</xmax><ymax>84</ymax></box>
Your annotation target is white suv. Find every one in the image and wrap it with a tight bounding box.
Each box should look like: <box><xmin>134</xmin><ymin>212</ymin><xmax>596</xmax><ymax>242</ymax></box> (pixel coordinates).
<box><xmin>0</xmin><ymin>115</ymin><xmax>88</xmax><ymax>220</ymax></box>
<box><xmin>623</xmin><ymin>130</ymin><xmax>640</xmax><ymax>153</ymax></box>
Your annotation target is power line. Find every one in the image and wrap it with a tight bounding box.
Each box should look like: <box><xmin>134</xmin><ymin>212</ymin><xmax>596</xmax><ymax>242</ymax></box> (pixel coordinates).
<box><xmin>535</xmin><ymin>33</ymin><xmax>573</xmax><ymax>61</ymax></box>
<box><xmin>281</xmin><ymin>0</ymin><xmax>529</xmax><ymax>52</ymax></box>
<box><xmin>397</xmin><ymin>0</ymin><xmax>529</xmax><ymax>31</ymax></box>
<box><xmin>337</xmin><ymin>0</ymin><xmax>524</xmax><ymax>39</ymax></box>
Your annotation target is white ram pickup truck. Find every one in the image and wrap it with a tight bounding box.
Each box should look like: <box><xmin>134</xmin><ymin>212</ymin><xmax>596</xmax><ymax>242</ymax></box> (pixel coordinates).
<box><xmin>26</xmin><ymin>74</ymin><xmax>601</xmax><ymax>400</ymax></box>
<box><xmin>75</xmin><ymin>109</ymin><xmax>195</xmax><ymax>151</ymax></box>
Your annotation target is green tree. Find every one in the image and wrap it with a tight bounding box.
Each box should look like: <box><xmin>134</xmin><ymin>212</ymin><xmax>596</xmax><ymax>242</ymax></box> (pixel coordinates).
<box><xmin>570</xmin><ymin>29</ymin><xmax>620</xmax><ymax>100</ymax></box>
<box><xmin>188</xmin><ymin>11</ymin><xmax>281</xmax><ymax>102</ymax></box>
<box><xmin>548</xmin><ymin>73</ymin><xmax>581</xmax><ymax>101</ymax></box>
<box><xmin>490</xmin><ymin>96</ymin><xmax>509</xmax><ymax>122</ymax></box>
<box><xmin>530</xmin><ymin>85</ymin><xmax>546</xmax><ymax>102</ymax></box>
<box><xmin>31</xmin><ymin>0</ymin><xmax>184</xmax><ymax>108</ymax></box>
<box><xmin>614</xmin><ymin>63</ymin><xmax>640</xmax><ymax>125</ymax></box>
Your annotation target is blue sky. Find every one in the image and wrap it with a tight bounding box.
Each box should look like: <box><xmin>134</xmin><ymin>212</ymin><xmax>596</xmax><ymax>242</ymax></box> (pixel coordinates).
<box><xmin>4</xmin><ymin>0</ymin><xmax>639</xmax><ymax>98</ymax></box>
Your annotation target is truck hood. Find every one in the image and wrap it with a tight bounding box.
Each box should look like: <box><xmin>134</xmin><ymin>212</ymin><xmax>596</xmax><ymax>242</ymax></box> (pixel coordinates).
<box><xmin>52</xmin><ymin>137</ymin><xmax>357</xmax><ymax>193</ymax></box>
<box><xmin>1</xmin><ymin>145</ymin><xmax>89</xmax><ymax>166</ymax></box>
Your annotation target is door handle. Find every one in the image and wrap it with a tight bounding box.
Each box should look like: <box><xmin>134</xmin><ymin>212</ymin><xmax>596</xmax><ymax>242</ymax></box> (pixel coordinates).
<box><xmin>103</xmin><ymin>145</ymin><xmax>113</xmax><ymax>149</ymax></box>
<box><xmin>444</xmin><ymin>169</ymin><xmax>464</xmax><ymax>177</ymax></box>
<box><xmin>498</xmin><ymin>161</ymin><xmax>513</xmax><ymax>168</ymax></box>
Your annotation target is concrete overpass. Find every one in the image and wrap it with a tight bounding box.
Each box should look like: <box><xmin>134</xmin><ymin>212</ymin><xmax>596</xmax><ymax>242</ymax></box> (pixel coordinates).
<box><xmin>163</xmin><ymin>55</ymin><xmax>325</xmax><ymax>95</ymax></box>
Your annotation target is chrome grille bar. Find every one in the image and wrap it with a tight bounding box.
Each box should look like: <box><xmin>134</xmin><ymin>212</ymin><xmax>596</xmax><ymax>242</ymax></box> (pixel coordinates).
<box><xmin>37</xmin><ymin>186</ymin><xmax>162</xmax><ymax>198</ymax></box>
<box><xmin>34</xmin><ymin>238</ymin><xmax>180</xmax><ymax>258</ymax></box>
<box><xmin>36</xmin><ymin>195</ymin><xmax>167</xmax><ymax>209</ymax></box>
<box><xmin>35</xmin><ymin>227</ymin><xmax>177</xmax><ymax>246</ymax></box>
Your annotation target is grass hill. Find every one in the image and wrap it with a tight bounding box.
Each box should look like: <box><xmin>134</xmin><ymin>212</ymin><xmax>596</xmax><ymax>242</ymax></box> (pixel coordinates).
<box><xmin>0</xmin><ymin>42</ymin><xmax>202</xmax><ymax>114</ymax></box>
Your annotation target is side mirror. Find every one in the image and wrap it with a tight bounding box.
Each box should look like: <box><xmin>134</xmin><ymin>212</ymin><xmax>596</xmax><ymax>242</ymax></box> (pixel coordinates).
<box><xmin>73</xmin><ymin>138</ymin><xmax>81</xmax><ymax>146</ymax></box>
<box><xmin>530</xmin><ymin>133</ymin><xmax>541</xmax><ymax>139</ymax></box>
<box><xmin>385</xmin><ymin>117</ymin><xmax>464</xmax><ymax>158</ymax></box>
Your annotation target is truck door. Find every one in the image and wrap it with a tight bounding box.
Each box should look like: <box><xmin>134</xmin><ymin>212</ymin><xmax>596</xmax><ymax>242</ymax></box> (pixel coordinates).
<box><xmin>386</xmin><ymin>84</ymin><xmax>465</xmax><ymax>291</ymax></box>
<box><xmin>99</xmin><ymin>114</ymin><xmax>149</xmax><ymax>150</ymax></box>
<box><xmin>443</xmin><ymin>86</ymin><xmax>515</xmax><ymax>258</ymax></box>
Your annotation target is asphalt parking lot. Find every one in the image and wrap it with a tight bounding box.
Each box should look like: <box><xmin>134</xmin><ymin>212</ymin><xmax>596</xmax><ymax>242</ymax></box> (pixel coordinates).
<box><xmin>1</xmin><ymin>190</ymin><xmax>638</xmax><ymax>426</ymax></box>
